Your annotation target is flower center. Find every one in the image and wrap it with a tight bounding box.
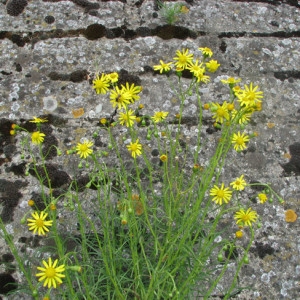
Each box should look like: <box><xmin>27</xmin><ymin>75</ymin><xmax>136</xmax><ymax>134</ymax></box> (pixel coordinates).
<box><xmin>95</xmin><ymin>81</ymin><xmax>105</xmax><ymax>88</ymax></box>
<box><xmin>32</xmin><ymin>132</ymin><xmax>39</xmax><ymax>139</ymax></box>
<box><xmin>80</xmin><ymin>145</ymin><xmax>88</xmax><ymax>152</ymax></box>
<box><xmin>236</xmin><ymin>137</ymin><xmax>244</xmax><ymax>145</ymax></box>
<box><xmin>217</xmin><ymin>190</ymin><xmax>224</xmax><ymax>198</ymax></box>
<box><xmin>241</xmin><ymin>215</ymin><xmax>250</xmax><ymax>222</ymax></box>
<box><xmin>35</xmin><ymin>218</ymin><xmax>44</xmax><ymax>228</ymax></box>
<box><xmin>179</xmin><ymin>56</ymin><xmax>187</xmax><ymax>64</ymax></box>
<box><xmin>131</xmin><ymin>145</ymin><xmax>138</xmax><ymax>151</ymax></box>
<box><xmin>246</xmin><ymin>92</ymin><xmax>256</xmax><ymax>101</ymax></box>
<box><xmin>217</xmin><ymin>108</ymin><xmax>225</xmax><ymax>117</ymax></box>
<box><xmin>45</xmin><ymin>267</ymin><xmax>56</xmax><ymax>278</ymax></box>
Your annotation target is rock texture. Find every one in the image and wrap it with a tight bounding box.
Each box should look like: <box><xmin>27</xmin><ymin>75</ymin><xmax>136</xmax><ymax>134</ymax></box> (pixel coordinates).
<box><xmin>0</xmin><ymin>0</ymin><xmax>300</xmax><ymax>299</ymax></box>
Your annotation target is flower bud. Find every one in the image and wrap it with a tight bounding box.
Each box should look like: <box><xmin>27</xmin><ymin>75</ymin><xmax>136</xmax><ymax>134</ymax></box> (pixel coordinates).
<box><xmin>217</xmin><ymin>254</ymin><xmax>223</xmax><ymax>262</ymax></box>
<box><xmin>243</xmin><ymin>255</ymin><xmax>249</xmax><ymax>264</ymax></box>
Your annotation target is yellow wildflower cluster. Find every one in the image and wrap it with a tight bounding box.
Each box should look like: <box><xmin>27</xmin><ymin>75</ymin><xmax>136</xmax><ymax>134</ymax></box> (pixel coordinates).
<box><xmin>153</xmin><ymin>47</ymin><xmax>220</xmax><ymax>83</ymax></box>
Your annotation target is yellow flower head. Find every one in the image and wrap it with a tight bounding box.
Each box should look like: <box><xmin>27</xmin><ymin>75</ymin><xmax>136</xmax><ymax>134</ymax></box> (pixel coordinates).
<box><xmin>119</xmin><ymin>109</ymin><xmax>136</xmax><ymax>127</ymax></box>
<box><xmin>160</xmin><ymin>154</ymin><xmax>168</xmax><ymax>162</ymax></box>
<box><xmin>27</xmin><ymin>211</ymin><xmax>53</xmax><ymax>235</ymax></box>
<box><xmin>76</xmin><ymin>140</ymin><xmax>93</xmax><ymax>159</ymax></box>
<box><xmin>234</xmin><ymin>208</ymin><xmax>257</xmax><ymax>227</ymax></box>
<box><xmin>100</xmin><ymin>118</ymin><xmax>107</xmax><ymax>125</ymax></box>
<box><xmin>92</xmin><ymin>73</ymin><xmax>110</xmax><ymax>95</ymax></box>
<box><xmin>31</xmin><ymin>131</ymin><xmax>45</xmax><ymax>144</ymax></box>
<box><xmin>258</xmin><ymin>193</ymin><xmax>268</xmax><ymax>204</ymax></box>
<box><xmin>36</xmin><ymin>257</ymin><xmax>65</xmax><ymax>289</ymax></box>
<box><xmin>210</xmin><ymin>183</ymin><xmax>232</xmax><ymax>205</ymax></box>
<box><xmin>30</xmin><ymin>116</ymin><xmax>48</xmax><ymax>123</ymax></box>
<box><xmin>152</xmin><ymin>111</ymin><xmax>169</xmax><ymax>123</ymax></box>
<box><xmin>107</xmin><ymin>72</ymin><xmax>119</xmax><ymax>83</ymax></box>
<box><xmin>195</xmin><ymin>70</ymin><xmax>210</xmax><ymax>83</ymax></box>
<box><xmin>186</xmin><ymin>59</ymin><xmax>204</xmax><ymax>77</ymax></box>
<box><xmin>221</xmin><ymin>77</ymin><xmax>241</xmax><ymax>85</ymax></box>
<box><xmin>231</xmin><ymin>131</ymin><xmax>250</xmax><ymax>152</ymax></box>
<box><xmin>121</xmin><ymin>82</ymin><xmax>142</xmax><ymax>103</ymax></box>
<box><xmin>199</xmin><ymin>47</ymin><xmax>213</xmax><ymax>58</ymax></box>
<box><xmin>127</xmin><ymin>139</ymin><xmax>142</xmax><ymax>158</ymax></box>
<box><xmin>211</xmin><ymin>102</ymin><xmax>230</xmax><ymax>124</ymax></box>
<box><xmin>110</xmin><ymin>86</ymin><xmax>131</xmax><ymax>109</ymax></box>
<box><xmin>230</xmin><ymin>175</ymin><xmax>247</xmax><ymax>191</ymax></box>
<box><xmin>173</xmin><ymin>49</ymin><xmax>193</xmax><ymax>69</ymax></box>
<box><xmin>153</xmin><ymin>60</ymin><xmax>173</xmax><ymax>74</ymax></box>
<box><xmin>28</xmin><ymin>199</ymin><xmax>35</xmax><ymax>207</ymax></box>
<box><xmin>235</xmin><ymin>230</ymin><xmax>243</xmax><ymax>238</ymax></box>
<box><xmin>237</xmin><ymin>83</ymin><xmax>263</xmax><ymax>108</ymax></box>
<box><xmin>205</xmin><ymin>60</ymin><xmax>220</xmax><ymax>73</ymax></box>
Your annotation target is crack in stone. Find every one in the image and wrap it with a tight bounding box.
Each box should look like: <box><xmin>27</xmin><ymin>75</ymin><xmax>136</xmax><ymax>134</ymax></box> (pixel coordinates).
<box><xmin>2</xmin><ymin>26</ymin><xmax>300</xmax><ymax>48</ymax></box>
<box><xmin>232</xmin><ymin>0</ymin><xmax>300</xmax><ymax>8</ymax></box>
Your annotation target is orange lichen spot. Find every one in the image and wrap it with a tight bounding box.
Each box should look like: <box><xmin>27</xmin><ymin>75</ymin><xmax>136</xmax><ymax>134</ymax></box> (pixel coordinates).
<box><xmin>283</xmin><ymin>153</ymin><xmax>291</xmax><ymax>159</ymax></box>
<box><xmin>285</xmin><ymin>209</ymin><xmax>297</xmax><ymax>223</ymax></box>
<box><xmin>267</xmin><ymin>122</ymin><xmax>275</xmax><ymax>129</ymax></box>
<box><xmin>72</xmin><ymin>108</ymin><xmax>84</xmax><ymax>118</ymax></box>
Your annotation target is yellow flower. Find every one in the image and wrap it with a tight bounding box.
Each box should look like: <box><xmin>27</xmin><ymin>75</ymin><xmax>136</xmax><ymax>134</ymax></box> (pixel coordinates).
<box><xmin>30</xmin><ymin>116</ymin><xmax>48</xmax><ymax>123</ymax></box>
<box><xmin>100</xmin><ymin>118</ymin><xmax>107</xmax><ymax>125</ymax></box>
<box><xmin>199</xmin><ymin>47</ymin><xmax>213</xmax><ymax>58</ymax></box>
<box><xmin>110</xmin><ymin>87</ymin><xmax>131</xmax><ymax>109</ymax></box>
<box><xmin>210</xmin><ymin>183</ymin><xmax>232</xmax><ymax>205</ymax></box>
<box><xmin>211</xmin><ymin>102</ymin><xmax>230</xmax><ymax>124</ymax></box>
<box><xmin>234</xmin><ymin>208</ymin><xmax>257</xmax><ymax>227</ymax></box>
<box><xmin>121</xmin><ymin>82</ymin><xmax>142</xmax><ymax>103</ymax></box>
<box><xmin>231</xmin><ymin>131</ymin><xmax>250</xmax><ymax>152</ymax></box>
<box><xmin>237</xmin><ymin>83</ymin><xmax>263</xmax><ymax>108</ymax></box>
<box><xmin>221</xmin><ymin>77</ymin><xmax>241</xmax><ymax>85</ymax></box>
<box><xmin>230</xmin><ymin>175</ymin><xmax>247</xmax><ymax>191</ymax></box>
<box><xmin>127</xmin><ymin>139</ymin><xmax>142</xmax><ymax>158</ymax></box>
<box><xmin>152</xmin><ymin>111</ymin><xmax>169</xmax><ymax>123</ymax></box>
<box><xmin>107</xmin><ymin>72</ymin><xmax>119</xmax><ymax>83</ymax></box>
<box><xmin>92</xmin><ymin>73</ymin><xmax>110</xmax><ymax>94</ymax></box>
<box><xmin>186</xmin><ymin>59</ymin><xmax>204</xmax><ymax>77</ymax></box>
<box><xmin>27</xmin><ymin>211</ymin><xmax>53</xmax><ymax>235</ymax></box>
<box><xmin>160</xmin><ymin>154</ymin><xmax>168</xmax><ymax>162</ymax></box>
<box><xmin>76</xmin><ymin>140</ymin><xmax>93</xmax><ymax>159</ymax></box>
<box><xmin>119</xmin><ymin>109</ymin><xmax>136</xmax><ymax>127</ymax></box>
<box><xmin>203</xmin><ymin>103</ymin><xmax>210</xmax><ymax>110</ymax></box>
<box><xmin>205</xmin><ymin>60</ymin><xmax>220</xmax><ymax>73</ymax></box>
<box><xmin>195</xmin><ymin>70</ymin><xmax>210</xmax><ymax>83</ymax></box>
<box><xmin>153</xmin><ymin>60</ymin><xmax>173</xmax><ymax>73</ymax></box>
<box><xmin>28</xmin><ymin>199</ymin><xmax>35</xmax><ymax>207</ymax></box>
<box><xmin>231</xmin><ymin>109</ymin><xmax>253</xmax><ymax>124</ymax></box>
<box><xmin>173</xmin><ymin>49</ymin><xmax>193</xmax><ymax>69</ymax></box>
<box><xmin>31</xmin><ymin>131</ymin><xmax>45</xmax><ymax>144</ymax></box>
<box><xmin>36</xmin><ymin>258</ymin><xmax>65</xmax><ymax>289</ymax></box>
<box><xmin>258</xmin><ymin>193</ymin><xmax>268</xmax><ymax>204</ymax></box>
<box><xmin>235</xmin><ymin>230</ymin><xmax>243</xmax><ymax>238</ymax></box>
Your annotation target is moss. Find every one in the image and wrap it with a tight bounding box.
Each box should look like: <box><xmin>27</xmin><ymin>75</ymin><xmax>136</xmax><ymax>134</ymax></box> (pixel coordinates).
<box><xmin>29</xmin><ymin>164</ymin><xmax>71</xmax><ymax>188</ymax></box>
<box><xmin>84</xmin><ymin>24</ymin><xmax>106</xmax><ymax>40</ymax></box>
<box><xmin>44</xmin><ymin>15</ymin><xmax>55</xmax><ymax>24</ymax></box>
<box><xmin>0</xmin><ymin>273</ymin><xmax>17</xmax><ymax>295</ymax></box>
<box><xmin>0</xmin><ymin>179</ymin><xmax>28</xmax><ymax>223</ymax></box>
<box><xmin>6</xmin><ymin>0</ymin><xmax>27</xmax><ymax>16</ymax></box>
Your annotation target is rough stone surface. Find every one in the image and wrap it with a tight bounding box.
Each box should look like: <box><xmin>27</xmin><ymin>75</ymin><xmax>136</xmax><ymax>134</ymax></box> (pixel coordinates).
<box><xmin>0</xmin><ymin>0</ymin><xmax>300</xmax><ymax>299</ymax></box>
